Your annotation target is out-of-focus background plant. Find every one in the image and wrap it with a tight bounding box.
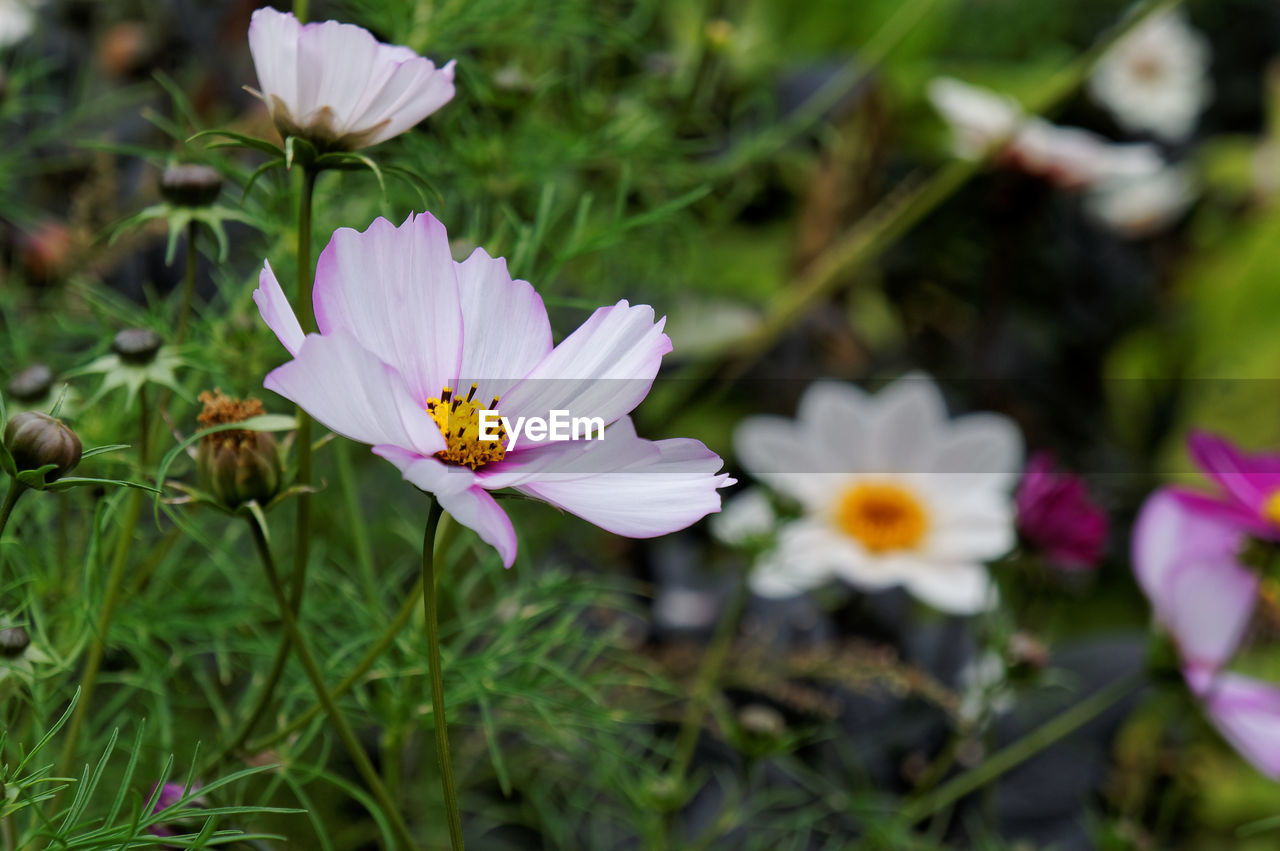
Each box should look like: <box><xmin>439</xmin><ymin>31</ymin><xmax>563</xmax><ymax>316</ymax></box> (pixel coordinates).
<box><xmin>4</xmin><ymin>0</ymin><xmax>1280</xmax><ymax>848</ymax></box>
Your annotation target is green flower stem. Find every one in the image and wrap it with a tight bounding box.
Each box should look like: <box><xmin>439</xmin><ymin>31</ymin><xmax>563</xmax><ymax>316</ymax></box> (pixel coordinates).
<box><xmin>666</xmin><ymin>575</ymin><xmax>749</xmax><ymax>789</ymax></box>
<box><xmin>421</xmin><ymin>499</ymin><xmax>464</xmax><ymax>850</ymax></box>
<box><xmin>292</xmin><ymin>166</ymin><xmax>317</xmax><ymax>639</ymax></box>
<box><xmin>176</xmin><ymin>219</ymin><xmax>199</xmax><ymax>344</ymax></box>
<box><xmin>901</xmin><ymin>674</ymin><xmax>1142</xmax><ymax>826</ymax></box>
<box><xmin>0</xmin><ymin>481</ymin><xmax>25</xmax><ymax>540</ymax></box>
<box><xmin>247</xmin><ymin>513</ymin><xmax>418</xmax><ymax>851</ymax></box>
<box><xmin>293</xmin><ymin>0</ymin><xmax>308</xmax><ymax>24</ymax></box>
<box><xmin>57</xmin><ymin>389</ymin><xmax>150</xmax><ymax>779</ymax></box>
<box><xmin>246</xmin><ymin>514</ymin><xmax>456</xmax><ymax>754</ymax></box>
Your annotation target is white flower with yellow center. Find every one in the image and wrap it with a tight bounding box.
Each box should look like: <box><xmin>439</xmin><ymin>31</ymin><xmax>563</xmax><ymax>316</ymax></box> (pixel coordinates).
<box><xmin>735</xmin><ymin>375</ymin><xmax>1022</xmax><ymax>614</ymax></box>
<box><xmin>1087</xmin><ymin>9</ymin><xmax>1211</xmax><ymax>143</ymax></box>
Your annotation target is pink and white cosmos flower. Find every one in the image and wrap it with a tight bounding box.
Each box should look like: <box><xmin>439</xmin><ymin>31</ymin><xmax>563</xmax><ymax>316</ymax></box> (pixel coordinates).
<box><xmin>247</xmin><ymin>8</ymin><xmax>455</xmax><ymax>151</ymax></box>
<box><xmin>254</xmin><ymin>212</ymin><xmax>732</xmax><ymax>567</ymax></box>
<box><xmin>1132</xmin><ymin>431</ymin><xmax>1280</xmax><ymax>778</ymax></box>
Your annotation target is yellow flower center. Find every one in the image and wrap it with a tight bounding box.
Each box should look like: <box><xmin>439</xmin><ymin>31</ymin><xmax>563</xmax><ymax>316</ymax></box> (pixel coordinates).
<box><xmin>425</xmin><ymin>384</ymin><xmax>507</xmax><ymax>470</ymax></box>
<box><xmin>1264</xmin><ymin>491</ymin><xmax>1280</xmax><ymax>528</ymax></box>
<box><xmin>834</xmin><ymin>482</ymin><xmax>928</xmax><ymax>553</ymax></box>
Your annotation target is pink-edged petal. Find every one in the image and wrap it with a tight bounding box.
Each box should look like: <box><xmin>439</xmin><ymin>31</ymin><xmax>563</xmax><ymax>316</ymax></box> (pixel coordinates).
<box><xmin>263</xmin><ymin>331</ymin><xmax>445</xmax><ymax>458</ymax></box>
<box><xmin>1131</xmin><ymin>488</ymin><xmax>1246</xmax><ymax>602</ymax></box>
<box><xmin>1188</xmin><ymin>430</ymin><xmax>1280</xmax><ymax>519</ymax></box>
<box><xmin>475</xmin><ymin>417</ymin><xmax>658</xmax><ymax>490</ymax></box>
<box><xmin>455</xmin><ymin>247</ymin><xmax>553</xmax><ymax>405</ymax></box>
<box><xmin>1196</xmin><ymin>672</ymin><xmax>1280</xmax><ymax>779</ymax></box>
<box><xmin>247</xmin><ymin>8</ymin><xmax>300</xmax><ymax>116</ymax></box>
<box><xmin>499</xmin><ymin>301</ymin><xmax>672</xmax><ymax>445</ymax></box>
<box><xmin>371</xmin><ymin>445</ymin><xmax>475</xmax><ymax>496</ymax></box>
<box><xmin>313</xmin><ymin>213</ymin><xmax>463</xmax><ymax>403</ymax></box>
<box><xmin>437</xmin><ymin>485</ymin><xmax>518</xmax><ymax>568</ymax></box>
<box><xmin>352</xmin><ymin>57</ymin><xmax>455</xmax><ymax>146</ymax></box>
<box><xmin>515</xmin><ymin>418</ymin><xmax>732</xmax><ymax>538</ymax></box>
<box><xmin>1162</xmin><ymin>557</ymin><xmax>1257</xmax><ymax>672</ymax></box>
<box><xmin>253</xmin><ymin>260</ymin><xmax>304</xmax><ymax>356</ymax></box>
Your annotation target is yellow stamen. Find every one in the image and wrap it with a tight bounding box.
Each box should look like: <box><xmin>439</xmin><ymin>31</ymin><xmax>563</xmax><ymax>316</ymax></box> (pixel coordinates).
<box><xmin>834</xmin><ymin>482</ymin><xmax>928</xmax><ymax>553</ymax></box>
<box><xmin>1264</xmin><ymin>491</ymin><xmax>1280</xmax><ymax>528</ymax></box>
<box><xmin>424</xmin><ymin>383</ymin><xmax>507</xmax><ymax>470</ymax></box>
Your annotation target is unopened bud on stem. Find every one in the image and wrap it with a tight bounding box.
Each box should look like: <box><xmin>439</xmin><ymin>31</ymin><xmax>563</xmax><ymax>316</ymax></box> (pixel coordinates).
<box><xmin>5</xmin><ymin>411</ymin><xmax>82</xmax><ymax>481</ymax></box>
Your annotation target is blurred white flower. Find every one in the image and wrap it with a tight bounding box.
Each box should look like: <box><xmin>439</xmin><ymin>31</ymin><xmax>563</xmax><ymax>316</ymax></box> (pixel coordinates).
<box><xmin>929</xmin><ymin>76</ymin><xmax>1163</xmax><ymax>190</ymax></box>
<box><xmin>710</xmin><ymin>487</ymin><xmax>775</xmax><ymax>546</ymax></box>
<box><xmin>928</xmin><ymin>77</ymin><xmax>1022</xmax><ymax>160</ymax></box>
<box><xmin>0</xmin><ymin>0</ymin><xmax>38</xmax><ymax>48</ymax></box>
<box><xmin>1085</xmin><ymin>164</ymin><xmax>1196</xmax><ymax>237</ymax></box>
<box><xmin>247</xmin><ymin>7</ymin><xmax>456</xmax><ymax>151</ymax></box>
<box><xmin>1087</xmin><ymin>10</ymin><xmax>1212</xmax><ymax>143</ymax></box>
<box><xmin>735</xmin><ymin>375</ymin><xmax>1022</xmax><ymax>614</ymax></box>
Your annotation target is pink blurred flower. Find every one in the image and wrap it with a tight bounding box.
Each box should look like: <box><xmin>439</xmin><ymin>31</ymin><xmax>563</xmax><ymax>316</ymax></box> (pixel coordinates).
<box><xmin>147</xmin><ymin>781</ymin><xmax>205</xmax><ymax>839</ymax></box>
<box><xmin>247</xmin><ymin>8</ymin><xmax>455</xmax><ymax>151</ymax></box>
<box><xmin>1132</xmin><ymin>431</ymin><xmax>1280</xmax><ymax>778</ymax></box>
<box><xmin>256</xmin><ymin>212</ymin><xmax>732</xmax><ymax>567</ymax></box>
<box><xmin>1015</xmin><ymin>451</ymin><xmax>1107</xmax><ymax>570</ymax></box>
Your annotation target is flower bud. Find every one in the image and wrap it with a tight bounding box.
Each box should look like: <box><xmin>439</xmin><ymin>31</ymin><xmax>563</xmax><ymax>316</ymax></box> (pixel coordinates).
<box><xmin>7</xmin><ymin>363</ymin><xmax>53</xmax><ymax>403</ymax></box>
<box><xmin>159</xmin><ymin>164</ymin><xmax>222</xmax><ymax>207</ymax></box>
<box><xmin>111</xmin><ymin>328</ymin><xmax>163</xmax><ymax>365</ymax></box>
<box><xmin>5</xmin><ymin>411</ymin><xmax>82</xmax><ymax>481</ymax></box>
<box><xmin>196</xmin><ymin>390</ymin><xmax>281</xmax><ymax>509</ymax></box>
<box><xmin>0</xmin><ymin>625</ymin><xmax>30</xmax><ymax>658</ymax></box>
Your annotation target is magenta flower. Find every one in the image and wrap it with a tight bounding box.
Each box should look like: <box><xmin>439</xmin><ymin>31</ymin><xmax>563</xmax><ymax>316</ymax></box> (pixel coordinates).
<box><xmin>1132</xmin><ymin>431</ymin><xmax>1280</xmax><ymax>777</ymax></box>
<box><xmin>1015</xmin><ymin>451</ymin><xmax>1108</xmax><ymax>570</ymax></box>
<box><xmin>255</xmin><ymin>212</ymin><xmax>732</xmax><ymax>566</ymax></box>
<box><xmin>147</xmin><ymin>782</ymin><xmax>204</xmax><ymax>839</ymax></box>
<box><xmin>248</xmin><ymin>8</ymin><xmax>455</xmax><ymax>151</ymax></box>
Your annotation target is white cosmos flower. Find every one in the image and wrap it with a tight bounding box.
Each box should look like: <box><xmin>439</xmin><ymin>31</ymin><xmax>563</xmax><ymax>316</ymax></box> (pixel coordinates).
<box><xmin>735</xmin><ymin>375</ymin><xmax>1023</xmax><ymax>614</ymax></box>
<box><xmin>1087</xmin><ymin>9</ymin><xmax>1211</xmax><ymax>143</ymax></box>
<box><xmin>247</xmin><ymin>8</ymin><xmax>455</xmax><ymax>151</ymax></box>
<box><xmin>0</xmin><ymin>0</ymin><xmax>38</xmax><ymax>48</ymax></box>
<box><xmin>1085</xmin><ymin>164</ymin><xmax>1196</xmax><ymax>237</ymax></box>
<box><xmin>928</xmin><ymin>77</ymin><xmax>1163</xmax><ymax>190</ymax></box>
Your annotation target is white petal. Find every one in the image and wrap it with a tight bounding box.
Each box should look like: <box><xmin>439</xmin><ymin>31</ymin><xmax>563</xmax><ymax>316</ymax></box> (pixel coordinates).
<box><xmin>455</xmin><ymin>247</ymin><xmax>553</xmax><ymax>406</ymax></box>
<box><xmin>294</xmin><ymin>19</ymin><xmax>382</xmax><ymax>133</ymax></box>
<box><xmin>438</xmin><ymin>485</ymin><xmax>519</xmax><ymax>568</ymax></box>
<box><xmin>795</xmin><ymin>380</ymin><xmax>876</xmax><ymax>474</ymax></box>
<box><xmin>312</xmin><ymin>213</ymin><xmax>463</xmax><ymax>403</ymax></box>
<box><xmin>867</xmin><ymin>373</ymin><xmax>948</xmax><ymax>472</ymax></box>
<box><xmin>749</xmin><ymin>521</ymin><xmax>841</xmax><ymax>598</ymax></box>
<box><xmin>248</xmin><ymin>8</ymin><xmax>300</xmax><ymax>118</ymax></box>
<box><xmin>732</xmin><ymin>415</ymin><xmax>841</xmax><ymax>508</ymax></box>
<box><xmin>499</xmin><ymin>301</ymin><xmax>671</xmax><ymax>443</ymax></box>
<box><xmin>371</xmin><ymin>444</ymin><xmax>476</xmax><ymax>496</ymax></box>
<box><xmin>901</xmin><ymin>562</ymin><xmax>998</xmax><ymax>614</ymax></box>
<box><xmin>253</xmin><ymin>260</ymin><xmax>304</xmax><ymax>357</ymax></box>
<box><xmin>923</xmin><ymin>489</ymin><xmax>1017</xmax><ymax>562</ymax></box>
<box><xmin>926</xmin><ymin>412</ymin><xmax>1024</xmax><ymax>492</ymax></box>
<box><xmin>263</xmin><ymin>331</ymin><xmax>445</xmax><ymax>458</ymax></box>
<box><xmin>353</xmin><ymin>57</ymin><xmax>455</xmax><ymax>146</ymax></box>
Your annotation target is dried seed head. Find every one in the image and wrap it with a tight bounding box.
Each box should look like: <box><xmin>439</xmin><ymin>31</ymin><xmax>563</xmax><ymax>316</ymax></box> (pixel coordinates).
<box><xmin>196</xmin><ymin>390</ymin><xmax>281</xmax><ymax>509</ymax></box>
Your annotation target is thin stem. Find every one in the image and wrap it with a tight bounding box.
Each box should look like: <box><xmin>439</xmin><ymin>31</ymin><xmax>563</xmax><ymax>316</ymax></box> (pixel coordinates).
<box><xmin>57</xmin><ymin>389</ymin><xmax>150</xmax><ymax>778</ymax></box>
<box><xmin>667</xmin><ymin>575</ymin><xmax>749</xmax><ymax>786</ymax></box>
<box><xmin>901</xmin><ymin>674</ymin><xmax>1142</xmax><ymax>825</ymax></box>
<box><xmin>175</xmin><ymin>219</ymin><xmax>198</xmax><ymax>344</ymax></box>
<box><xmin>421</xmin><ymin>499</ymin><xmax>463</xmax><ymax>850</ymax></box>
<box><xmin>336</xmin><ymin>439</ymin><xmax>379</xmax><ymax>609</ymax></box>
<box><xmin>293</xmin><ymin>0</ymin><xmax>309</xmax><ymax>24</ymax></box>
<box><xmin>247</xmin><ymin>514</ymin><xmax>455</xmax><ymax>753</ymax></box>
<box><xmin>292</xmin><ymin>166</ymin><xmax>317</xmax><ymax>654</ymax></box>
<box><xmin>0</xmin><ymin>481</ymin><xmax>25</xmax><ymax>540</ymax></box>
<box><xmin>247</xmin><ymin>514</ymin><xmax>418</xmax><ymax>851</ymax></box>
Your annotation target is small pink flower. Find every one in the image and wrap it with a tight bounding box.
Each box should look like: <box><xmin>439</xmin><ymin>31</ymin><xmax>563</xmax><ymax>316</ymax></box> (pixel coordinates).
<box><xmin>1132</xmin><ymin>431</ymin><xmax>1280</xmax><ymax>778</ymax></box>
<box><xmin>256</xmin><ymin>212</ymin><xmax>732</xmax><ymax>567</ymax></box>
<box><xmin>1015</xmin><ymin>451</ymin><xmax>1107</xmax><ymax>570</ymax></box>
<box><xmin>247</xmin><ymin>8</ymin><xmax>455</xmax><ymax>151</ymax></box>
<box><xmin>148</xmin><ymin>781</ymin><xmax>205</xmax><ymax>839</ymax></box>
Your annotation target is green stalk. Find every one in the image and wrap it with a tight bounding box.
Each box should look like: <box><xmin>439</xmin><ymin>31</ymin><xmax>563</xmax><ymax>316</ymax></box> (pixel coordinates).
<box><xmin>336</xmin><ymin>439</ymin><xmax>379</xmax><ymax>609</ymax></box>
<box><xmin>901</xmin><ymin>674</ymin><xmax>1141</xmax><ymax>825</ymax></box>
<box><xmin>57</xmin><ymin>389</ymin><xmax>150</xmax><ymax>778</ymax></box>
<box><xmin>246</xmin><ymin>515</ymin><xmax>455</xmax><ymax>753</ymax></box>
<box><xmin>293</xmin><ymin>0</ymin><xmax>309</xmax><ymax>24</ymax></box>
<box><xmin>247</xmin><ymin>514</ymin><xmax>418</xmax><ymax>851</ymax></box>
<box><xmin>666</xmin><ymin>575</ymin><xmax>749</xmax><ymax>788</ymax></box>
<box><xmin>0</xmin><ymin>481</ymin><xmax>25</xmax><ymax>540</ymax></box>
<box><xmin>293</xmin><ymin>166</ymin><xmax>317</xmax><ymax>608</ymax></box>
<box><xmin>421</xmin><ymin>499</ymin><xmax>464</xmax><ymax>850</ymax></box>
<box><xmin>175</xmin><ymin>219</ymin><xmax>199</xmax><ymax>344</ymax></box>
